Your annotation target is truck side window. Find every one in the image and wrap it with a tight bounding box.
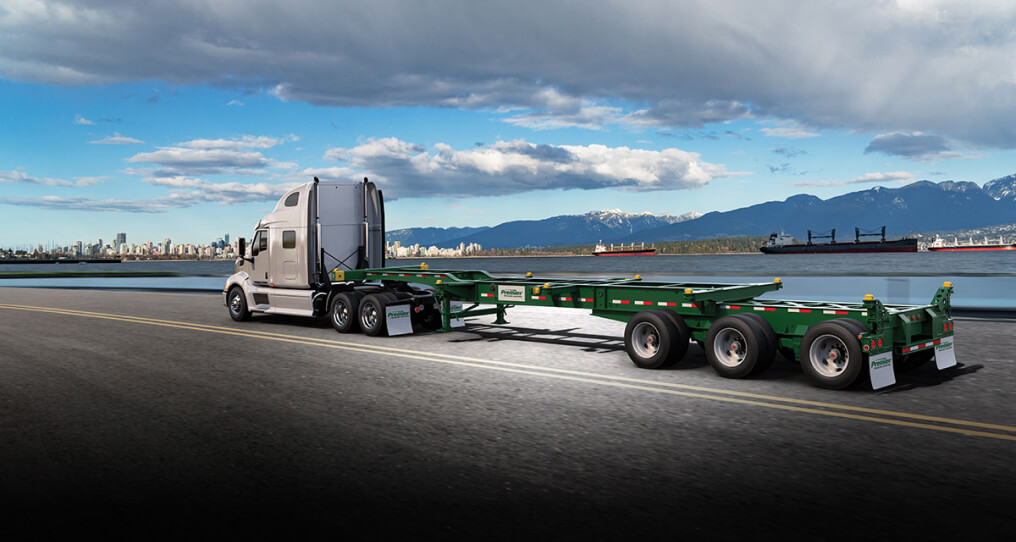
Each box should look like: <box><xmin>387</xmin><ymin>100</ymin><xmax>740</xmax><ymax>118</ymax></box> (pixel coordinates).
<box><xmin>258</xmin><ymin>230</ymin><xmax>268</xmax><ymax>251</ymax></box>
<box><xmin>283</xmin><ymin>230</ymin><xmax>296</xmax><ymax>249</ymax></box>
<box><xmin>251</xmin><ymin>231</ymin><xmax>261</xmax><ymax>256</ymax></box>
<box><xmin>284</xmin><ymin>193</ymin><xmax>299</xmax><ymax>207</ymax></box>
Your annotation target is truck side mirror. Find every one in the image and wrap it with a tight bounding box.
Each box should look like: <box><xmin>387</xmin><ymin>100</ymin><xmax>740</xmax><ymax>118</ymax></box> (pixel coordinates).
<box><xmin>238</xmin><ymin>238</ymin><xmax>246</xmax><ymax>258</ymax></box>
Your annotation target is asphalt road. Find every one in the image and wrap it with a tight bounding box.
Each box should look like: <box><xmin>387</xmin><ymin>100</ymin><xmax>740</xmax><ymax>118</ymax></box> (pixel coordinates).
<box><xmin>1</xmin><ymin>287</ymin><xmax>1015</xmax><ymax>539</ymax></box>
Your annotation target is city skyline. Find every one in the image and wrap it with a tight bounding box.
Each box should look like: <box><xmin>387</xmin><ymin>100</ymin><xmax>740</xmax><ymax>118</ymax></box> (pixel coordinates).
<box><xmin>5</xmin><ymin>1</ymin><xmax>1016</xmax><ymax>246</ymax></box>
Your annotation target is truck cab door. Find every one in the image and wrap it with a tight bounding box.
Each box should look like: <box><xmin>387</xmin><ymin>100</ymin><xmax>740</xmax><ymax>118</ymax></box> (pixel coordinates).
<box><xmin>251</xmin><ymin>229</ymin><xmax>269</xmax><ymax>284</ymax></box>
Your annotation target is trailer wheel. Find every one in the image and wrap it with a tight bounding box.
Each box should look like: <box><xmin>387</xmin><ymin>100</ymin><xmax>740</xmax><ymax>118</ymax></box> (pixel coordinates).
<box><xmin>800</xmin><ymin>321</ymin><xmax>866</xmax><ymax>389</ymax></box>
<box><xmin>834</xmin><ymin>318</ymin><xmax>869</xmax><ymax>337</ymax></box>
<box><xmin>624</xmin><ymin>311</ymin><xmax>680</xmax><ymax>369</ymax></box>
<box><xmin>741</xmin><ymin>313</ymin><xmax>778</xmax><ymax>375</ymax></box>
<box><xmin>650</xmin><ymin>309</ymin><xmax>691</xmax><ymax>365</ymax></box>
<box><xmin>330</xmin><ymin>291</ymin><xmax>363</xmax><ymax>333</ymax></box>
<box><xmin>359</xmin><ymin>293</ymin><xmax>392</xmax><ymax>337</ymax></box>
<box><xmin>704</xmin><ymin>315</ymin><xmax>766</xmax><ymax>378</ymax></box>
<box><xmin>227</xmin><ymin>287</ymin><xmax>252</xmax><ymax>322</ymax></box>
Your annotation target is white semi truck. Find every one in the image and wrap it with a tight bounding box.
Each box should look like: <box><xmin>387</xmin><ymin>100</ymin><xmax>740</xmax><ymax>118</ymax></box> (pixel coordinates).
<box><xmin>223</xmin><ymin>177</ymin><xmax>442</xmax><ymax>333</ymax></box>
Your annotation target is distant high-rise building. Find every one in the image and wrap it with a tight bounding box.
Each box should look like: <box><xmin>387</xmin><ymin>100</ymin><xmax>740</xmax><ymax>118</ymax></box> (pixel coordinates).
<box><xmin>224</xmin><ymin>234</ymin><xmax>230</xmax><ymax>245</ymax></box>
<box><xmin>115</xmin><ymin>232</ymin><xmax>126</xmax><ymax>248</ymax></box>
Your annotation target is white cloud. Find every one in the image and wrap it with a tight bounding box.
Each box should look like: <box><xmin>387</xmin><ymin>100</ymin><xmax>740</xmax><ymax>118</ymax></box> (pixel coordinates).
<box><xmin>6</xmin><ymin>1</ymin><xmax>1016</xmax><ymax>145</ymax></box>
<box><xmin>126</xmin><ymin>147</ymin><xmax>273</xmax><ymax>176</ymax></box>
<box><xmin>179</xmin><ymin>135</ymin><xmax>293</xmax><ymax>150</ymax></box>
<box><xmin>74</xmin><ymin>114</ymin><xmax>95</xmax><ymax>125</ymax></box>
<box><xmin>325</xmin><ymin>137</ymin><xmax>735</xmax><ymax>198</ymax></box>
<box><xmin>0</xmin><ymin>169</ymin><xmax>97</xmax><ymax>187</ymax></box>
<box><xmin>90</xmin><ymin>132</ymin><xmax>144</xmax><ymax>145</ymax></box>
<box><xmin>226</xmin><ymin>99</ymin><xmax>244</xmax><ymax>106</ymax></box>
<box><xmin>760</xmin><ymin>120</ymin><xmax>819</xmax><ymax>139</ymax></box>
<box><xmin>795</xmin><ymin>171</ymin><xmax>914</xmax><ymax>187</ymax></box>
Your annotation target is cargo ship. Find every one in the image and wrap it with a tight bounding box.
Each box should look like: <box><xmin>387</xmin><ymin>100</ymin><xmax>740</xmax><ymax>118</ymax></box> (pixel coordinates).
<box><xmin>927</xmin><ymin>235</ymin><xmax>1016</xmax><ymax>252</ymax></box>
<box><xmin>760</xmin><ymin>227</ymin><xmax>917</xmax><ymax>254</ymax></box>
<box><xmin>593</xmin><ymin>241</ymin><xmax>656</xmax><ymax>256</ymax></box>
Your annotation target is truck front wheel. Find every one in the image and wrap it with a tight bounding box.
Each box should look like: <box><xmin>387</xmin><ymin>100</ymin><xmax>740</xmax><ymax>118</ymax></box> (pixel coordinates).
<box><xmin>227</xmin><ymin>287</ymin><xmax>252</xmax><ymax>322</ymax></box>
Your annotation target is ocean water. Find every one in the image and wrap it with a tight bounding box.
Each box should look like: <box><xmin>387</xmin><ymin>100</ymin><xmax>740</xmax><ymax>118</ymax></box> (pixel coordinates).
<box><xmin>1</xmin><ymin>252</ymin><xmax>1014</xmax><ymax>309</ymax></box>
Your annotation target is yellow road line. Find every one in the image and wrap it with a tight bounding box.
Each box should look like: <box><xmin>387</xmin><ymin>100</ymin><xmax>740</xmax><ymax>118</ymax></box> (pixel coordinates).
<box><xmin>2</xmin><ymin>302</ymin><xmax>1014</xmax><ymax>441</ymax></box>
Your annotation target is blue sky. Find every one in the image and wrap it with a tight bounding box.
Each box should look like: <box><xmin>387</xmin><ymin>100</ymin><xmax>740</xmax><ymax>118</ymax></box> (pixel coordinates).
<box><xmin>3</xmin><ymin>0</ymin><xmax>1016</xmax><ymax>247</ymax></box>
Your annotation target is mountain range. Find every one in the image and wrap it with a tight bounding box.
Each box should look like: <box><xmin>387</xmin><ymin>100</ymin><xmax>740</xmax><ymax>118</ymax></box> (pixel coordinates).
<box><xmin>390</xmin><ymin>174</ymin><xmax>1016</xmax><ymax>249</ymax></box>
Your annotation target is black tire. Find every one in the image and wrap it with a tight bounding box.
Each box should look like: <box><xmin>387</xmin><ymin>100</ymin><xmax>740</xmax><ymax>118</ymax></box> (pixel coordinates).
<box><xmin>650</xmin><ymin>309</ymin><xmax>691</xmax><ymax>366</ymax></box>
<box><xmin>704</xmin><ymin>315</ymin><xmax>766</xmax><ymax>379</ymax></box>
<box><xmin>624</xmin><ymin>311</ymin><xmax>680</xmax><ymax>369</ymax></box>
<box><xmin>330</xmin><ymin>291</ymin><xmax>363</xmax><ymax>333</ymax></box>
<box><xmin>358</xmin><ymin>293</ymin><xmax>391</xmax><ymax>337</ymax></box>
<box><xmin>799</xmin><ymin>321</ymin><xmax>866</xmax><ymax>389</ymax></box>
<box><xmin>834</xmin><ymin>318</ymin><xmax>869</xmax><ymax>337</ymax></box>
<box><xmin>227</xmin><ymin>287</ymin><xmax>252</xmax><ymax>322</ymax></box>
<box><xmin>741</xmin><ymin>312</ymin><xmax>778</xmax><ymax>375</ymax></box>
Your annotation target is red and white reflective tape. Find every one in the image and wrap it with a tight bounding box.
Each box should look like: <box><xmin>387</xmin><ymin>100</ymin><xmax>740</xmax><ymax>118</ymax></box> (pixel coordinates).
<box><xmin>416</xmin><ymin>274</ymin><xmax>426</xmax><ymax>277</ymax></box>
<box><xmin>580</xmin><ymin>298</ymin><xmax>594</xmax><ymax>303</ymax></box>
<box><xmin>634</xmin><ymin>300</ymin><xmax>652</xmax><ymax>306</ymax></box>
<box><xmin>658</xmin><ymin>302</ymin><xmax>677</xmax><ymax>307</ymax></box>
<box><xmin>480</xmin><ymin>293</ymin><xmax>494</xmax><ymax>298</ymax></box>
<box><xmin>682</xmin><ymin>303</ymin><xmax>698</xmax><ymax>308</ymax></box>
<box><xmin>560</xmin><ymin>297</ymin><xmax>573</xmax><ymax>302</ymax></box>
<box><xmin>534</xmin><ymin>295</ymin><xmax>546</xmax><ymax>300</ymax></box>
<box><xmin>754</xmin><ymin>307</ymin><xmax>776</xmax><ymax>312</ymax></box>
<box><xmin>902</xmin><ymin>338</ymin><xmax>942</xmax><ymax>353</ymax></box>
<box><xmin>823</xmin><ymin>310</ymin><xmax>849</xmax><ymax>315</ymax></box>
<box><xmin>724</xmin><ymin>305</ymin><xmax>741</xmax><ymax>310</ymax></box>
<box><xmin>787</xmin><ymin>308</ymin><xmax>812</xmax><ymax>313</ymax></box>
<box><xmin>612</xmin><ymin>300</ymin><xmax>631</xmax><ymax>305</ymax></box>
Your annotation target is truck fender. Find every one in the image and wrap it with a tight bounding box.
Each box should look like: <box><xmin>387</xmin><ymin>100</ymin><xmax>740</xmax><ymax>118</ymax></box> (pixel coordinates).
<box><xmin>223</xmin><ymin>272</ymin><xmax>257</xmax><ymax>310</ymax></box>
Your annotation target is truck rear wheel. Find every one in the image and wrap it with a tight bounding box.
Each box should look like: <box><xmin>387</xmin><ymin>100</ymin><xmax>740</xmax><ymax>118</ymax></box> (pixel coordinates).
<box><xmin>330</xmin><ymin>291</ymin><xmax>363</xmax><ymax>333</ymax></box>
<box><xmin>704</xmin><ymin>315</ymin><xmax>766</xmax><ymax>379</ymax></box>
<box><xmin>624</xmin><ymin>311</ymin><xmax>681</xmax><ymax>369</ymax></box>
<box><xmin>227</xmin><ymin>287</ymin><xmax>252</xmax><ymax>322</ymax></box>
<box><xmin>359</xmin><ymin>292</ymin><xmax>397</xmax><ymax>337</ymax></box>
<box><xmin>800</xmin><ymin>321</ymin><xmax>865</xmax><ymax>389</ymax></box>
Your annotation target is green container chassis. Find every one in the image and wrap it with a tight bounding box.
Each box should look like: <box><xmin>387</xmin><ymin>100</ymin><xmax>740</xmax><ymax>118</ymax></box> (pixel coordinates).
<box><xmin>328</xmin><ymin>265</ymin><xmax>956</xmax><ymax>390</ymax></box>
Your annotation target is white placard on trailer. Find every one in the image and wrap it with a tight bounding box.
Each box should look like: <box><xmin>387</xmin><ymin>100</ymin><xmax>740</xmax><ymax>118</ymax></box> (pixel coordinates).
<box><xmin>868</xmin><ymin>351</ymin><xmax>896</xmax><ymax>390</ymax></box>
<box><xmin>935</xmin><ymin>336</ymin><xmax>957</xmax><ymax>369</ymax></box>
<box><xmin>449</xmin><ymin>301</ymin><xmax>465</xmax><ymax>328</ymax></box>
<box><xmin>385</xmin><ymin>304</ymin><xmax>414</xmax><ymax>336</ymax></box>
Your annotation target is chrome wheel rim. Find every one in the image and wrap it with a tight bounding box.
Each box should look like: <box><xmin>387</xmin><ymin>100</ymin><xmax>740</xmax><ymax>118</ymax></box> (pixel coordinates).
<box><xmin>631</xmin><ymin>322</ymin><xmax>661</xmax><ymax>358</ymax></box>
<box><xmin>808</xmin><ymin>334</ymin><xmax>849</xmax><ymax>377</ymax></box>
<box><xmin>713</xmin><ymin>328</ymin><xmax>747</xmax><ymax>367</ymax></box>
<box><xmin>229</xmin><ymin>292</ymin><xmax>243</xmax><ymax>315</ymax></box>
<box><xmin>361</xmin><ymin>302</ymin><xmax>379</xmax><ymax>330</ymax></box>
<box><xmin>332</xmin><ymin>299</ymin><xmax>349</xmax><ymax>327</ymax></box>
